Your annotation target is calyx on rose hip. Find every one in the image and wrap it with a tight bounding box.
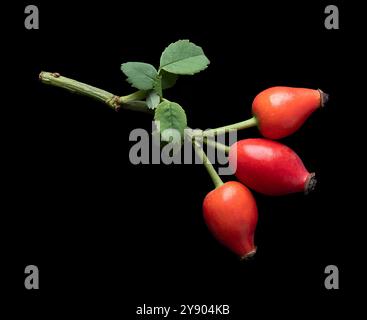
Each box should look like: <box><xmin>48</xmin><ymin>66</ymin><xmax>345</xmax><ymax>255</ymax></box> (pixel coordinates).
<box><xmin>40</xmin><ymin>40</ymin><xmax>327</xmax><ymax>260</ymax></box>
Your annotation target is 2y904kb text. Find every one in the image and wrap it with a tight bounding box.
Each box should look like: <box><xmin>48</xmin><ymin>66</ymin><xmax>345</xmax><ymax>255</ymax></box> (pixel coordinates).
<box><xmin>136</xmin><ymin>304</ymin><xmax>230</xmax><ymax>317</ymax></box>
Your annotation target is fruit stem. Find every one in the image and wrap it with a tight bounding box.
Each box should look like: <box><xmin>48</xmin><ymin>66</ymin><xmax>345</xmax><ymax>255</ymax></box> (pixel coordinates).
<box><xmin>204</xmin><ymin>138</ymin><xmax>230</xmax><ymax>154</ymax></box>
<box><xmin>203</xmin><ymin>116</ymin><xmax>258</xmax><ymax>137</ymax></box>
<box><xmin>39</xmin><ymin>71</ymin><xmax>150</xmax><ymax>113</ymax></box>
<box><xmin>193</xmin><ymin>142</ymin><xmax>224</xmax><ymax>189</ymax></box>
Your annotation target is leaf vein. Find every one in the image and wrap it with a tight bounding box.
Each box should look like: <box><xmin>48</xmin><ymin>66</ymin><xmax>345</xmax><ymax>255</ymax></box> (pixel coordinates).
<box><xmin>160</xmin><ymin>53</ymin><xmax>205</xmax><ymax>68</ymax></box>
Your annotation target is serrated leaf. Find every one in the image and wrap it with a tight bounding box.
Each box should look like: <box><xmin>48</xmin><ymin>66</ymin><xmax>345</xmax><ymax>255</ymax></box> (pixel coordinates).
<box><xmin>121</xmin><ymin>62</ymin><xmax>158</xmax><ymax>90</ymax></box>
<box><xmin>154</xmin><ymin>101</ymin><xmax>187</xmax><ymax>142</ymax></box>
<box><xmin>146</xmin><ymin>91</ymin><xmax>161</xmax><ymax>110</ymax></box>
<box><xmin>161</xmin><ymin>70</ymin><xmax>178</xmax><ymax>89</ymax></box>
<box><xmin>159</xmin><ymin>40</ymin><xmax>210</xmax><ymax>75</ymax></box>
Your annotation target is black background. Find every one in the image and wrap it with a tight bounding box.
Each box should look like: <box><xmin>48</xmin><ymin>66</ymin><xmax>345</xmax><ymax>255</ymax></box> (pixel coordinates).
<box><xmin>3</xmin><ymin>0</ymin><xmax>363</xmax><ymax>317</ymax></box>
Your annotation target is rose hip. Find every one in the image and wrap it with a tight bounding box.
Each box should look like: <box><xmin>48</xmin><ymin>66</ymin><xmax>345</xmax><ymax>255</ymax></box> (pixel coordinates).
<box><xmin>229</xmin><ymin>138</ymin><xmax>316</xmax><ymax>196</ymax></box>
<box><xmin>252</xmin><ymin>86</ymin><xmax>328</xmax><ymax>139</ymax></box>
<box><xmin>203</xmin><ymin>181</ymin><xmax>258</xmax><ymax>259</ymax></box>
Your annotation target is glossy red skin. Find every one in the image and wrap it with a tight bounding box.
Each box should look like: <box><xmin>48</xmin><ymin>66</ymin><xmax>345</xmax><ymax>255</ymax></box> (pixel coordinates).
<box><xmin>229</xmin><ymin>139</ymin><xmax>312</xmax><ymax>196</ymax></box>
<box><xmin>252</xmin><ymin>87</ymin><xmax>322</xmax><ymax>139</ymax></box>
<box><xmin>203</xmin><ymin>181</ymin><xmax>258</xmax><ymax>258</ymax></box>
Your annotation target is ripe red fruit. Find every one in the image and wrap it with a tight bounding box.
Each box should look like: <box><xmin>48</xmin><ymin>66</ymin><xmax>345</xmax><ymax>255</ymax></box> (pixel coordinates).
<box><xmin>203</xmin><ymin>181</ymin><xmax>258</xmax><ymax>259</ymax></box>
<box><xmin>229</xmin><ymin>139</ymin><xmax>316</xmax><ymax>196</ymax></box>
<box><xmin>252</xmin><ymin>86</ymin><xmax>328</xmax><ymax>139</ymax></box>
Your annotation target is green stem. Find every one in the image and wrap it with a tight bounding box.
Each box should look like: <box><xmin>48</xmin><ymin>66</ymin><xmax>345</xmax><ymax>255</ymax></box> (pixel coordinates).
<box><xmin>39</xmin><ymin>71</ymin><xmax>149</xmax><ymax>112</ymax></box>
<box><xmin>204</xmin><ymin>138</ymin><xmax>230</xmax><ymax>154</ymax></box>
<box><xmin>119</xmin><ymin>90</ymin><xmax>148</xmax><ymax>104</ymax></box>
<box><xmin>122</xmin><ymin>101</ymin><xmax>153</xmax><ymax>114</ymax></box>
<box><xmin>193</xmin><ymin>142</ymin><xmax>224</xmax><ymax>189</ymax></box>
<box><xmin>202</xmin><ymin>116</ymin><xmax>258</xmax><ymax>137</ymax></box>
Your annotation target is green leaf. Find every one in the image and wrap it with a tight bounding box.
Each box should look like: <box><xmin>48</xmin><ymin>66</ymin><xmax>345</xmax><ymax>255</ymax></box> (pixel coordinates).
<box><xmin>146</xmin><ymin>91</ymin><xmax>161</xmax><ymax>110</ymax></box>
<box><xmin>154</xmin><ymin>101</ymin><xmax>187</xmax><ymax>142</ymax></box>
<box><xmin>160</xmin><ymin>40</ymin><xmax>210</xmax><ymax>75</ymax></box>
<box><xmin>161</xmin><ymin>70</ymin><xmax>178</xmax><ymax>89</ymax></box>
<box><xmin>121</xmin><ymin>62</ymin><xmax>158</xmax><ymax>90</ymax></box>
<box><xmin>153</xmin><ymin>76</ymin><xmax>163</xmax><ymax>97</ymax></box>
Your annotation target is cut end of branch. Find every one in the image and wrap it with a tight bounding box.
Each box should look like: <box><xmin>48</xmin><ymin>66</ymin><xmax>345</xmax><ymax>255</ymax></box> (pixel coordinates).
<box><xmin>39</xmin><ymin>71</ymin><xmax>61</xmax><ymax>82</ymax></box>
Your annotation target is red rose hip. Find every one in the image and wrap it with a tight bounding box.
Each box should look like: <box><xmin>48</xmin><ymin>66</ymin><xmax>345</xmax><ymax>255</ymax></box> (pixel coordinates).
<box><xmin>229</xmin><ymin>139</ymin><xmax>316</xmax><ymax>196</ymax></box>
<box><xmin>203</xmin><ymin>181</ymin><xmax>258</xmax><ymax>259</ymax></box>
<box><xmin>252</xmin><ymin>86</ymin><xmax>328</xmax><ymax>139</ymax></box>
